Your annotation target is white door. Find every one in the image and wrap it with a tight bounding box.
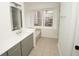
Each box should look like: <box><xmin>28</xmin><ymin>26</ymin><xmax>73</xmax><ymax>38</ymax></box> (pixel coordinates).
<box><xmin>58</xmin><ymin>2</ymin><xmax>78</xmax><ymax>56</ymax></box>
<box><xmin>72</xmin><ymin>3</ymin><xmax>79</xmax><ymax>56</ymax></box>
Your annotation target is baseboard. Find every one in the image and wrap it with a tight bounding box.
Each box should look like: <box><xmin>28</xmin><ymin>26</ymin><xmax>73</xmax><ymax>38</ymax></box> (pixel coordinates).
<box><xmin>58</xmin><ymin>43</ymin><xmax>62</xmax><ymax>56</ymax></box>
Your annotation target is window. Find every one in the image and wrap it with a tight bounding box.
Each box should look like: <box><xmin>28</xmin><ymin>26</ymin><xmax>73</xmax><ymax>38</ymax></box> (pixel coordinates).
<box><xmin>44</xmin><ymin>10</ymin><xmax>53</xmax><ymax>27</ymax></box>
<box><xmin>45</xmin><ymin>17</ymin><xmax>53</xmax><ymax>26</ymax></box>
<box><xmin>34</xmin><ymin>10</ymin><xmax>53</xmax><ymax>27</ymax></box>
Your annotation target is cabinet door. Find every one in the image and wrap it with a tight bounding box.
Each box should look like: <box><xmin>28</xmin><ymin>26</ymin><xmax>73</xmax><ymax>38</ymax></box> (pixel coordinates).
<box><xmin>21</xmin><ymin>34</ymin><xmax>33</xmax><ymax>56</ymax></box>
<box><xmin>8</xmin><ymin>43</ymin><xmax>21</xmax><ymax>56</ymax></box>
<box><xmin>1</xmin><ymin>52</ymin><xmax>8</xmax><ymax>56</ymax></box>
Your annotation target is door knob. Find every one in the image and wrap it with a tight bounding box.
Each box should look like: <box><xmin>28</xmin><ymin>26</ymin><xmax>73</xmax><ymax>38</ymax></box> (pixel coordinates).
<box><xmin>75</xmin><ymin>45</ymin><xmax>79</xmax><ymax>50</ymax></box>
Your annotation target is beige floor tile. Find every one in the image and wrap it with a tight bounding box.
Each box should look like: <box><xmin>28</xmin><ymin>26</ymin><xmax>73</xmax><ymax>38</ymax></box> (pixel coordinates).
<box><xmin>29</xmin><ymin>37</ymin><xmax>59</xmax><ymax>56</ymax></box>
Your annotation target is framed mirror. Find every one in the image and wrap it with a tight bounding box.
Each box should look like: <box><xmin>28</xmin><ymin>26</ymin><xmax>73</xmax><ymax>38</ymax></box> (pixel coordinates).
<box><xmin>10</xmin><ymin>2</ymin><xmax>22</xmax><ymax>31</ymax></box>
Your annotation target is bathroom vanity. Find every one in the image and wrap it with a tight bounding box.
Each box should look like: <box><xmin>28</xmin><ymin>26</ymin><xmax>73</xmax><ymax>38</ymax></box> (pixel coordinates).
<box><xmin>0</xmin><ymin>28</ymin><xmax>35</xmax><ymax>56</ymax></box>
<box><xmin>0</xmin><ymin>2</ymin><xmax>35</xmax><ymax>56</ymax></box>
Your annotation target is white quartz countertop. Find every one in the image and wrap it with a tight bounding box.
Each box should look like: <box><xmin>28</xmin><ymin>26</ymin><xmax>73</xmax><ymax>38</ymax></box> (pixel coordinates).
<box><xmin>0</xmin><ymin>28</ymin><xmax>35</xmax><ymax>55</ymax></box>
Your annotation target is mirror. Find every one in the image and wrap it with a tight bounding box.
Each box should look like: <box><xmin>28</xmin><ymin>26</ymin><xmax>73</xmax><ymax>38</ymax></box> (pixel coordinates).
<box><xmin>10</xmin><ymin>3</ymin><xmax>22</xmax><ymax>31</ymax></box>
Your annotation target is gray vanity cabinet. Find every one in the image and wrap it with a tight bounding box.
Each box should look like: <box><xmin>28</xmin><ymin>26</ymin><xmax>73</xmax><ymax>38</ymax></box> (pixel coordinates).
<box><xmin>21</xmin><ymin>34</ymin><xmax>33</xmax><ymax>56</ymax></box>
<box><xmin>7</xmin><ymin>43</ymin><xmax>21</xmax><ymax>56</ymax></box>
<box><xmin>0</xmin><ymin>33</ymin><xmax>33</xmax><ymax>56</ymax></box>
<box><xmin>1</xmin><ymin>52</ymin><xmax>8</xmax><ymax>56</ymax></box>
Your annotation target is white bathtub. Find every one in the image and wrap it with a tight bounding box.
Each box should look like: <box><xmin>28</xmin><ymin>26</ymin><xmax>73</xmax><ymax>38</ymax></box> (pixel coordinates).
<box><xmin>35</xmin><ymin>29</ymin><xmax>41</xmax><ymax>44</ymax></box>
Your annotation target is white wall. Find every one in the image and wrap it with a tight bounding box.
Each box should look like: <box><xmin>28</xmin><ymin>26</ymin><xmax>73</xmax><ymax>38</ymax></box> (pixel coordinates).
<box><xmin>0</xmin><ymin>2</ymin><xmax>25</xmax><ymax>46</ymax></box>
<box><xmin>41</xmin><ymin>8</ymin><xmax>60</xmax><ymax>38</ymax></box>
<box><xmin>24</xmin><ymin>2</ymin><xmax>59</xmax><ymax>10</ymax></box>
<box><xmin>0</xmin><ymin>3</ymin><xmax>12</xmax><ymax>40</ymax></box>
<box><xmin>24</xmin><ymin>2</ymin><xmax>60</xmax><ymax>38</ymax></box>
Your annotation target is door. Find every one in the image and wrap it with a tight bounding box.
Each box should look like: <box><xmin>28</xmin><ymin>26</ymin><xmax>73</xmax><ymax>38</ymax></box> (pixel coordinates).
<box><xmin>72</xmin><ymin>3</ymin><xmax>79</xmax><ymax>56</ymax></box>
<box><xmin>58</xmin><ymin>2</ymin><xmax>78</xmax><ymax>55</ymax></box>
<box><xmin>1</xmin><ymin>52</ymin><xmax>8</xmax><ymax>56</ymax></box>
<box><xmin>72</xmin><ymin>18</ymin><xmax>79</xmax><ymax>55</ymax></box>
<box><xmin>8</xmin><ymin>43</ymin><xmax>21</xmax><ymax>56</ymax></box>
<box><xmin>21</xmin><ymin>34</ymin><xmax>33</xmax><ymax>56</ymax></box>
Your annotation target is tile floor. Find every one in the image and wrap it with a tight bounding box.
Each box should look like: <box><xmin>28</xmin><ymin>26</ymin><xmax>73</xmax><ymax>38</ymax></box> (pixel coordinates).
<box><xmin>29</xmin><ymin>37</ymin><xmax>59</xmax><ymax>56</ymax></box>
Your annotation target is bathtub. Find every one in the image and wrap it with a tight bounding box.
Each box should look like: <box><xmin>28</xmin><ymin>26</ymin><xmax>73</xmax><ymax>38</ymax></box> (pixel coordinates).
<box><xmin>35</xmin><ymin>29</ymin><xmax>41</xmax><ymax>44</ymax></box>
